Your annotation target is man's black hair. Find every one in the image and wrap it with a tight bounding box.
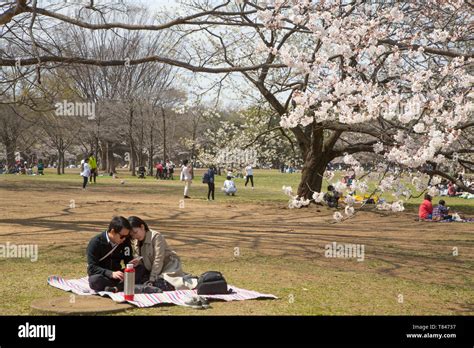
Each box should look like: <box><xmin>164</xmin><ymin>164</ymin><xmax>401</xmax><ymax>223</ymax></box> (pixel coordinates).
<box><xmin>107</xmin><ymin>216</ymin><xmax>132</xmax><ymax>234</ymax></box>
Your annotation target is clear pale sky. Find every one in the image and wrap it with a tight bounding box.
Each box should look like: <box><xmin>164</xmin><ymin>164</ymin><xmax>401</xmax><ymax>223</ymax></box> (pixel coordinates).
<box><xmin>32</xmin><ymin>0</ymin><xmax>254</xmax><ymax>108</ymax></box>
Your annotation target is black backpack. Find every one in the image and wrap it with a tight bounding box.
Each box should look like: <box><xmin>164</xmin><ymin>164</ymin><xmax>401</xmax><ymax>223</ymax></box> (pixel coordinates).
<box><xmin>196</xmin><ymin>271</ymin><xmax>231</xmax><ymax>295</ymax></box>
<box><xmin>202</xmin><ymin>172</ymin><xmax>210</xmax><ymax>184</ymax></box>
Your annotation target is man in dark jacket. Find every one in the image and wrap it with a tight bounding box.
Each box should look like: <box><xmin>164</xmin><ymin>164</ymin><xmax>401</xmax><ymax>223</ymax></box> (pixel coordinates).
<box><xmin>87</xmin><ymin>216</ymin><xmax>145</xmax><ymax>292</ymax></box>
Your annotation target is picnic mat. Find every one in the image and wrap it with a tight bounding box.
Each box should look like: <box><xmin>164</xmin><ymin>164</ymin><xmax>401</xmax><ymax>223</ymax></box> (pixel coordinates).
<box><xmin>48</xmin><ymin>276</ymin><xmax>277</xmax><ymax>308</ymax></box>
<box><xmin>423</xmin><ymin>218</ymin><xmax>474</xmax><ymax>223</ymax></box>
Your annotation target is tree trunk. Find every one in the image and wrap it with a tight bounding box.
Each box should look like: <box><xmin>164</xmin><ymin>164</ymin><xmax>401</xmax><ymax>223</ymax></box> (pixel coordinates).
<box><xmin>61</xmin><ymin>152</ymin><xmax>65</xmax><ymax>174</ymax></box>
<box><xmin>129</xmin><ymin>106</ymin><xmax>136</xmax><ymax>176</ymax></box>
<box><xmin>297</xmin><ymin>156</ymin><xmax>328</xmax><ymax>199</ymax></box>
<box><xmin>100</xmin><ymin>141</ymin><xmax>107</xmax><ymax>171</ymax></box>
<box><xmin>191</xmin><ymin>126</ymin><xmax>197</xmax><ymax>166</ymax></box>
<box><xmin>148</xmin><ymin>125</ymin><xmax>154</xmax><ymax>176</ymax></box>
<box><xmin>57</xmin><ymin>150</ymin><xmax>61</xmax><ymax>175</ymax></box>
<box><xmin>106</xmin><ymin>141</ymin><xmax>116</xmax><ymax>174</ymax></box>
<box><xmin>161</xmin><ymin>106</ymin><xmax>167</xmax><ymax>161</ymax></box>
<box><xmin>5</xmin><ymin>141</ymin><xmax>16</xmax><ymax>173</ymax></box>
<box><xmin>296</xmin><ymin>124</ymin><xmax>330</xmax><ymax>199</ymax></box>
<box><xmin>130</xmin><ymin>145</ymin><xmax>136</xmax><ymax>176</ymax></box>
<box><xmin>139</xmin><ymin>121</ymin><xmax>144</xmax><ymax>167</ymax></box>
<box><xmin>95</xmin><ymin>118</ymin><xmax>100</xmax><ymax>171</ymax></box>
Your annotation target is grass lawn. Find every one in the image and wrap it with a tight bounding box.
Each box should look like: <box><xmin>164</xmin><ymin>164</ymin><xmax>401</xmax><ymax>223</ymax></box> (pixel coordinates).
<box><xmin>0</xmin><ymin>169</ymin><xmax>473</xmax><ymax>315</ymax></box>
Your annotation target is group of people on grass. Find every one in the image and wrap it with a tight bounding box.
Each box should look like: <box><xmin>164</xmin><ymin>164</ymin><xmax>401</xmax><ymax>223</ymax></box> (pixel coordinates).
<box><xmin>180</xmin><ymin>160</ymin><xmax>255</xmax><ymax>200</ymax></box>
<box><xmin>87</xmin><ymin>216</ymin><xmax>198</xmax><ymax>294</ymax></box>
<box><xmin>154</xmin><ymin>159</ymin><xmax>175</xmax><ymax>180</ymax></box>
<box><xmin>436</xmin><ymin>178</ymin><xmax>474</xmax><ymax>198</ymax></box>
<box><xmin>417</xmin><ymin>193</ymin><xmax>473</xmax><ymax>222</ymax></box>
<box><xmin>322</xmin><ymin>184</ymin><xmax>470</xmax><ymax>222</ymax></box>
<box><xmin>78</xmin><ymin>154</ymin><xmax>256</xmax><ymax>199</ymax></box>
<box><xmin>0</xmin><ymin>159</ymin><xmax>45</xmax><ymax>175</ymax></box>
<box><xmin>418</xmin><ymin>194</ymin><xmax>454</xmax><ymax>221</ymax></box>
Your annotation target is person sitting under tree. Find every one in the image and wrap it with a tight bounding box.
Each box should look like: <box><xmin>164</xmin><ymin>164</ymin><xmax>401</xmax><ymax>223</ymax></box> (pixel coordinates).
<box><xmin>418</xmin><ymin>193</ymin><xmax>433</xmax><ymax>220</ymax></box>
<box><xmin>324</xmin><ymin>185</ymin><xmax>340</xmax><ymax>208</ymax></box>
<box><xmin>432</xmin><ymin>199</ymin><xmax>452</xmax><ymax>221</ymax></box>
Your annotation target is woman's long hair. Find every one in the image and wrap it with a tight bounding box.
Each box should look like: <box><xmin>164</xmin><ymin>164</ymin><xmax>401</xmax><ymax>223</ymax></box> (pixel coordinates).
<box><xmin>128</xmin><ymin>216</ymin><xmax>150</xmax><ymax>231</ymax></box>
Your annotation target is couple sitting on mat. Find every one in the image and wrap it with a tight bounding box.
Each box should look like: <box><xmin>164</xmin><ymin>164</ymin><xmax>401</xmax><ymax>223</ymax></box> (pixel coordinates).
<box><xmin>87</xmin><ymin>215</ymin><xmax>198</xmax><ymax>293</ymax></box>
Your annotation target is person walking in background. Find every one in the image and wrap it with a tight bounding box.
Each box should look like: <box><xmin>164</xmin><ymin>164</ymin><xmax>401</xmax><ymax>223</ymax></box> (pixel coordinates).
<box><xmin>244</xmin><ymin>163</ymin><xmax>254</xmax><ymax>189</ymax></box>
<box><xmin>37</xmin><ymin>159</ymin><xmax>44</xmax><ymax>175</ymax></box>
<box><xmin>155</xmin><ymin>161</ymin><xmax>163</xmax><ymax>179</ymax></box>
<box><xmin>204</xmin><ymin>165</ymin><xmax>216</xmax><ymax>201</ymax></box>
<box><xmin>168</xmin><ymin>160</ymin><xmax>175</xmax><ymax>180</ymax></box>
<box><xmin>164</xmin><ymin>159</ymin><xmax>172</xmax><ymax>180</ymax></box>
<box><xmin>88</xmin><ymin>152</ymin><xmax>97</xmax><ymax>184</ymax></box>
<box><xmin>80</xmin><ymin>158</ymin><xmax>91</xmax><ymax>190</ymax></box>
<box><xmin>180</xmin><ymin>159</ymin><xmax>193</xmax><ymax>199</ymax></box>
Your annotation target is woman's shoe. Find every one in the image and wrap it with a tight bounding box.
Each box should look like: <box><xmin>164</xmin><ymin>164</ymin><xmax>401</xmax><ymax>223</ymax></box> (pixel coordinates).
<box><xmin>198</xmin><ymin>296</ymin><xmax>210</xmax><ymax>309</ymax></box>
<box><xmin>185</xmin><ymin>296</ymin><xmax>204</xmax><ymax>309</ymax></box>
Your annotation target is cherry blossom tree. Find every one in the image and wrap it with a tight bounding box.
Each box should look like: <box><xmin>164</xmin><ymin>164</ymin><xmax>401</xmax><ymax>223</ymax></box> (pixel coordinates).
<box><xmin>190</xmin><ymin>104</ymin><xmax>299</xmax><ymax>169</ymax></box>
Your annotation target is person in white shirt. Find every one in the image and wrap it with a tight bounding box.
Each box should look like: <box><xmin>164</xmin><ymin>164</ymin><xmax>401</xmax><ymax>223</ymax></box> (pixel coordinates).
<box><xmin>180</xmin><ymin>159</ymin><xmax>193</xmax><ymax>198</ymax></box>
<box><xmin>80</xmin><ymin>158</ymin><xmax>91</xmax><ymax>190</ymax></box>
<box><xmin>223</xmin><ymin>176</ymin><xmax>237</xmax><ymax>196</ymax></box>
<box><xmin>244</xmin><ymin>164</ymin><xmax>254</xmax><ymax>189</ymax></box>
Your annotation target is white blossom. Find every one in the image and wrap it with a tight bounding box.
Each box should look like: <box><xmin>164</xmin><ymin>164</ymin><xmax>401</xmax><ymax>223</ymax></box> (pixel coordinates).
<box><xmin>312</xmin><ymin>192</ymin><xmax>325</xmax><ymax>203</ymax></box>
<box><xmin>345</xmin><ymin>206</ymin><xmax>355</xmax><ymax>216</ymax></box>
<box><xmin>333</xmin><ymin>211</ymin><xmax>344</xmax><ymax>222</ymax></box>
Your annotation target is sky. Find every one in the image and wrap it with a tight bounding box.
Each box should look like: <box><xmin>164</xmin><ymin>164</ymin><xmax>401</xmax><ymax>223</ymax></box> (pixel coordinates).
<box><xmin>130</xmin><ymin>0</ymin><xmax>256</xmax><ymax>109</ymax></box>
<box><xmin>29</xmin><ymin>0</ymin><xmax>256</xmax><ymax>109</ymax></box>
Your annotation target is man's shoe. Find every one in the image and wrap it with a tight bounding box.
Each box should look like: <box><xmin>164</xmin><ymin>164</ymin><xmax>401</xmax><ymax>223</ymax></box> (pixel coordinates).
<box><xmin>104</xmin><ymin>286</ymin><xmax>119</xmax><ymax>293</ymax></box>
<box><xmin>184</xmin><ymin>196</ymin><xmax>191</xmax><ymax>199</ymax></box>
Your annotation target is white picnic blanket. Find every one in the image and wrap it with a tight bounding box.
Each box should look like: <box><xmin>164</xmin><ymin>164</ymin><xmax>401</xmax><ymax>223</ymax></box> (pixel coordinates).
<box><xmin>48</xmin><ymin>276</ymin><xmax>277</xmax><ymax>308</ymax></box>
